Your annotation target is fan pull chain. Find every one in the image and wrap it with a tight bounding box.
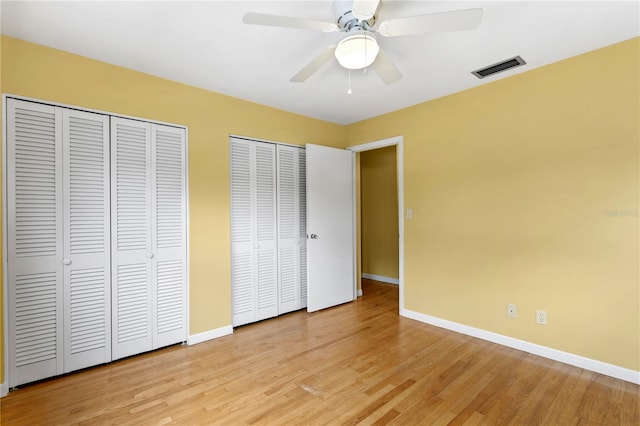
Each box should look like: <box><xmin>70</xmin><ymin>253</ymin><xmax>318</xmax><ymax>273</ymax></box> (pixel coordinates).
<box><xmin>348</xmin><ymin>69</ymin><xmax>352</xmax><ymax>95</ymax></box>
<box><xmin>364</xmin><ymin>29</ymin><xmax>367</xmax><ymax>68</ymax></box>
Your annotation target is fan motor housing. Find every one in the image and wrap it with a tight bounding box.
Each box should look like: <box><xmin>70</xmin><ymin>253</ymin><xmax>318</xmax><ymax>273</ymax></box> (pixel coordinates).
<box><xmin>333</xmin><ymin>0</ymin><xmax>377</xmax><ymax>31</ymax></box>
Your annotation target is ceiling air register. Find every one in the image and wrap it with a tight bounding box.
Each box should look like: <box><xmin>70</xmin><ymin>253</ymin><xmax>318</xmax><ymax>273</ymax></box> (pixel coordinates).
<box><xmin>472</xmin><ymin>55</ymin><xmax>526</xmax><ymax>79</ymax></box>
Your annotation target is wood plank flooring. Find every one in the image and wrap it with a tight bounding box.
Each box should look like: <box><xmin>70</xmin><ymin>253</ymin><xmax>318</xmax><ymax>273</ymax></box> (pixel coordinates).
<box><xmin>1</xmin><ymin>279</ymin><xmax>638</xmax><ymax>425</ymax></box>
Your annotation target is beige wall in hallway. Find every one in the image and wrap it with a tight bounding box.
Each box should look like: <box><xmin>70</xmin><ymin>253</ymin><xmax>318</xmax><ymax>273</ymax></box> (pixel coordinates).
<box><xmin>360</xmin><ymin>146</ymin><xmax>399</xmax><ymax>280</ymax></box>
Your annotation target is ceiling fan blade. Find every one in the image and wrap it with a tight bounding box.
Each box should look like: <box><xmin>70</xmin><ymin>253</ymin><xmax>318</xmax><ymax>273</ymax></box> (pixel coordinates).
<box><xmin>290</xmin><ymin>45</ymin><xmax>337</xmax><ymax>83</ymax></box>
<box><xmin>378</xmin><ymin>8</ymin><xmax>483</xmax><ymax>37</ymax></box>
<box><xmin>352</xmin><ymin>0</ymin><xmax>380</xmax><ymax>20</ymax></box>
<box><xmin>243</xmin><ymin>12</ymin><xmax>339</xmax><ymax>32</ymax></box>
<box><xmin>371</xmin><ymin>48</ymin><xmax>402</xmax><ymax>85</ymax></box>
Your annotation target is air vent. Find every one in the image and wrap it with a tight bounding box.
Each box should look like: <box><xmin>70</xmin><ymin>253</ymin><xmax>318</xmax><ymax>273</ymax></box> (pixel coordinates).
<box><xmin>472</xmin><ymin>56</ymin><xmax>526</xmax><ymax>79</ymax></box>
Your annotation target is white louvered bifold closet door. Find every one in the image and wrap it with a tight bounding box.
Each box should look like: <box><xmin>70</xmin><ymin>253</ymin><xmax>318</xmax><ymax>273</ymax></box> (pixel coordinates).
<box><xmin>276</xmin><ymin>145</ymin><xmax>307</xmax><ymax>314</ymax></box>
<box><xmin>7</xmin><ymin>101</ymin><xmax>111</xmax><ymax>387</ymax></box>
<box><xmin>230</xmin><ymin>139</ymin><xmax>254</xmax><ymax>326</ymax></box>
<box><xmin>254</xmin><ymin>143</ymin><xmax>278</xmax><ymax>321</ymax></box>
<box><xmin>7</xmin><ymin>98</ymin><xmax>187</xmax><ymax>386</ymax></box>
<box><xmin>298</xmin><ymin>149</ymin><xmax>308</xmax><ymax>308</ymax></box>
<box><xmin>111</xmin><ymin>118</ymin><xmax>187</xmax><ymax>359</ymax></box>
<box><xmin>62</xmin><ymin>109</ymin><xmax>111</xmax><ymax>372</ymax></box>
<box><xmin>152</xmin><ymin>125</ymin><xmax>187</xmax><ymax>348</ymax></box>
<box><xmin>7</xmin><ymin>99</ymin><xmax>64</xmax><ymax>387</ymax></box>
<box><xmin>230</xmin><ymin>138</ymin><xmax>278</xmax><ymax>326</ymax></box>
<box><xmin>111</xmin><ymin>117</ymin><xmax>153</xmax><ymax>359</ymax></box>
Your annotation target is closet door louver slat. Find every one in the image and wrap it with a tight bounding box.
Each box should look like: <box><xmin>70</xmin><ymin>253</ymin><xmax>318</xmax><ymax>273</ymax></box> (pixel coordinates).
<box><xmin>7</xmin><ymin>99</ymin><xmax>64</xmax><ymax>386</ymax></box>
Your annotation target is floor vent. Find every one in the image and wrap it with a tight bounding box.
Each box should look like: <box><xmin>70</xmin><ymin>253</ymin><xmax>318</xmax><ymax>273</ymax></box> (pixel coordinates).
<box><xmin>472</xmin><ymin>55</ymin><xmax>526</xmax><ymax>79</ymax></box>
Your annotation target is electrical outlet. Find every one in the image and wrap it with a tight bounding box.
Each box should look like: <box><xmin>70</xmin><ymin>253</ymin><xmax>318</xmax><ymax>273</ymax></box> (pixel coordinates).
<box><xmin>507</xmin><ymin>303</ymin><xmax>517</xmax><ymax>318</ymax></box>
<box><xmin>536</xmin><ymin>309</ymin><xmax>547</xmax><ymax>325</ymax></box>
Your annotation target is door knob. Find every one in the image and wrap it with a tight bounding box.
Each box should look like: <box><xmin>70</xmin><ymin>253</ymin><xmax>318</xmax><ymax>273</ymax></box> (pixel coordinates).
<box><xmin>310</xmin><ymin>234</ymin><xmax>318</xmax><ymax>239</ymax></box>
<box><xmin>147</xmin><ymin>253</ymin><xmax>154</xmax><ymax>259</ymax></box>
<box><xmin>62</xmin><ymin>259</ymin><xmax>71</xmax><ymax>265</ymax></box>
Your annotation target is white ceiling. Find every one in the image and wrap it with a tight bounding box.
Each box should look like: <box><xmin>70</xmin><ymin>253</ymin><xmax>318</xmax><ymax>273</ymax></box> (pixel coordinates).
<box><xmin>1</xmin><ymin>1</ymin><xmax>638</xmax><ymax>125</ymax></box>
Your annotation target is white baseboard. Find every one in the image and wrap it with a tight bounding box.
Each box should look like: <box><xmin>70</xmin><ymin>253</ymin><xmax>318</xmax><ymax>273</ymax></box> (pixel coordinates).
<box><xmin>401</xmin><ymin>308</ymin><xmax>640</xmax><ymax>385</ymax></box>
<box><xmin>187</xmin><ymin>325</ymin><xmax>233</xmax><ymax>345</ymax></box>
<box><xmin>362</xmin><ymin>273</ymin><xmax>399</xmax><ymax>285</ymax></box>
<box><xmin>357</xmin><ymin>289</ymin><xmax>363</xmax><ymax>297</ymax></box>
<box><xmin>1</xmin><ymin>381</ymin><xmax>8</xmax><ymax>398</ymax></box>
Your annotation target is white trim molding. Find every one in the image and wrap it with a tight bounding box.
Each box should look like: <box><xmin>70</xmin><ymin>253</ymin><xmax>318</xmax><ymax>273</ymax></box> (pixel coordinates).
<box><xmin>357</xmin><ymin>289</ymin><xmax>363</xmax><ymax>297</ymax></box>
<box><xmin>362</xmin><ymin>273</ymin><xmax>399</xmax><ymax>285</ymax></box>
<box><xmin>187</xmin><ymin>325</ymin><xmax>233</xmax><ymax>345</ymax></box>
<box><xmin>1</xmin><ymin>381</ymin><xmax>8</xmax><ymax>397</ymax></box>
<box><xmin>402</xmin><ymin>308</ymin><xmax>640</xmax><ymax>385</ymax></box>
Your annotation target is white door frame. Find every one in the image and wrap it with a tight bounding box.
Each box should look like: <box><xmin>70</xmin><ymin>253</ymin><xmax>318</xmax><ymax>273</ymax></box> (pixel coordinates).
<box><xmin>347</xmin><ymin>136</ymin><xmax>404</xmax><ymax>314</ymax></box>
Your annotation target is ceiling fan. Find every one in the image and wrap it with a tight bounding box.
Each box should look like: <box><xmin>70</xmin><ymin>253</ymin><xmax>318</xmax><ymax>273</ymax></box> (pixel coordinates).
<box><xmin>243</xmin><ymin>0</ymin><xmax>483</xmax><ymax>85</ymax></box>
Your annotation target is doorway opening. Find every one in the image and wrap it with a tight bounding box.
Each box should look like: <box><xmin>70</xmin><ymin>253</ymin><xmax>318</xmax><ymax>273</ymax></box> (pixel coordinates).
<box><xmin>348</xmin><ymin>136</ymin><xmax>404</xmax><ymax>314</ymax></box>
<box><xmin>359</xmin><ymin>145</ymin><xmax>399</xmax><ymax>287</ymax></box>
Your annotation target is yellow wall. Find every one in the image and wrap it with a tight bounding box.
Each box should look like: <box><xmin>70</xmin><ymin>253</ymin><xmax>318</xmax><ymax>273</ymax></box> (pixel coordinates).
<box><xmin>0</xmin><ymin>36</ymin><xmax>347</xmax><ymax>383</ymax></box>
<box><xmin>347</xmin><ymin>38</ymin><xmax>639</xmax><ymax>371</ymax></box>
<box><xmin>360</xmin><ymin>146</ymin><xmax>399</xmax><ymax>279</ymax></box>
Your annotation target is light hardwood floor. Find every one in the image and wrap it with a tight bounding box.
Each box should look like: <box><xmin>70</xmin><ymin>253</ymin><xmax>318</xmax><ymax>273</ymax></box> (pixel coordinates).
<box><xmin>1</xmin><ymin>279</ymin><xmax>638</xmax><ymax>425</ymax></box>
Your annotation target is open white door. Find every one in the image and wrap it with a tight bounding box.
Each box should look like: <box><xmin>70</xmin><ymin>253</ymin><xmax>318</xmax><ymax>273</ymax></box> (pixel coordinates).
<box><xmin>306</xmin><ymin>144</ymin><xmax>355</xmax><ymax>312</ymax></box>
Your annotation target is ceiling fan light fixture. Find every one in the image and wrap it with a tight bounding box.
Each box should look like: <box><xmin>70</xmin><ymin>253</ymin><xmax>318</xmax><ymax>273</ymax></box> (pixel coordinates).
<box><xmin>334</xmin><ymin>34</ymin><xmax>379</xmax><ymax>70</ymax></box>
